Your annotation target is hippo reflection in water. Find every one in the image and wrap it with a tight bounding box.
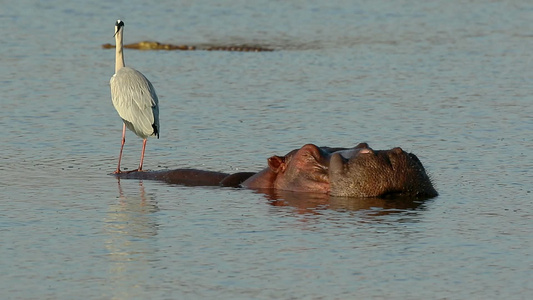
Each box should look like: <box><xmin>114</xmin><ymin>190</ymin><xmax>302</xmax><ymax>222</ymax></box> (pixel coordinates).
<box><xmin>115</xmin><ymin>143</ymin><xmax>438</xmax><ymax>198</ymax></box>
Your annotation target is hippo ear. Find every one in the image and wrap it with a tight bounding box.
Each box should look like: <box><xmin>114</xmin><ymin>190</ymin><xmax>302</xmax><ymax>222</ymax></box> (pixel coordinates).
<box><xmin>267</xmin><ymin>155</ymin><xmax>286</xmax><ymax>173</ymax></box>
<box><xmin>300</xmin><ymin>144</ymin><xmax>326</xmax><ymax>162</ymax></box>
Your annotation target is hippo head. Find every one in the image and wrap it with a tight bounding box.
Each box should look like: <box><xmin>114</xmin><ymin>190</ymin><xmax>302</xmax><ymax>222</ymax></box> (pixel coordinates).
<box><xmin>243</xmin><ymin>143</ymin><xmax>437</xmax><ymax>198</ymax></box>
<box><xmin>242</xmin><ymin>144</ymin><xmax>331</xmax><ymax>194</ymax></box>
<box><xmin>328</xmin><ymin>144</ymin><xmax>438</xmax><ymax>198</ymax></box>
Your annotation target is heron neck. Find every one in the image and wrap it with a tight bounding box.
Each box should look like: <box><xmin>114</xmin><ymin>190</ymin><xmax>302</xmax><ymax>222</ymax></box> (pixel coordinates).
<box><xmin>115</xmin><ymin>31</ymin><xmax>125</xmax><ymax>73</ymax></box>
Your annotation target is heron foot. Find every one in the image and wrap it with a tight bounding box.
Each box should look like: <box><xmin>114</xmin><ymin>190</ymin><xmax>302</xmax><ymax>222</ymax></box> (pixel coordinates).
<box><xmin>121</xmin><ymin>169</ymin><xmax>147</xmax><ymax>174</ymax></box>
<box><xmin>111</xmin><ymin>169</ymin><xmax>149</xmax><ymax>175</ymax></box>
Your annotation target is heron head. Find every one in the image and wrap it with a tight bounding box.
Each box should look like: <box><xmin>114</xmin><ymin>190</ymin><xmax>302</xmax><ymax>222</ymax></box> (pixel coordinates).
<box><xmin>114</xmin><ymin>20</ymin><xmax>124</xmax><ymax>37</ymax></box>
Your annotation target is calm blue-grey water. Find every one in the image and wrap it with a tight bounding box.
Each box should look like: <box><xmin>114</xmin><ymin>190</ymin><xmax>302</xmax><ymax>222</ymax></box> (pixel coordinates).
<box><xmin>1</xmin><ymin>0</ymin><xmax>532</xmax><ymax>299</ymax></box>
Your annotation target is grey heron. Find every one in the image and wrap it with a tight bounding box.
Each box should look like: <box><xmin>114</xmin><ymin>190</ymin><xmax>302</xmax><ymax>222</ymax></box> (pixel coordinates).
<box><xmin>110</xmin><ymin>20</ymin><xmax>160</xmax><ymax>174</ymax></box>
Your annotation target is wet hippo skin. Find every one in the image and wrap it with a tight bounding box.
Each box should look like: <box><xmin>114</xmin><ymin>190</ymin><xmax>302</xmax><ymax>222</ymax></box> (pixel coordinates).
<box><xmin>114</xmin><ymin>143</ymin><xmax>438</xmax><ymax>198</ymax></box>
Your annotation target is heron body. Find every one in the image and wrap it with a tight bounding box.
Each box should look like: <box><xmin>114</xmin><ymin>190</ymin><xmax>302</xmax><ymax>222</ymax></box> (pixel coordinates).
<box><xmin>110</xmin><ymin>67</ymin><xmax>159</xmax><ymax>139</ymax></box>
<box><xmin>110</xmin><ymin>20</ymin><xmax>160</xmax><ymax>173</ymax></box>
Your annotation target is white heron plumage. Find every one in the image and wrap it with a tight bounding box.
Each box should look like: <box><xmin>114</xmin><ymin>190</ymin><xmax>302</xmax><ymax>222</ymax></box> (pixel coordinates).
<box><xmin>110</xmin><ymin>20</ymin><xmax>160</xmax><ymax>173</ymax></box>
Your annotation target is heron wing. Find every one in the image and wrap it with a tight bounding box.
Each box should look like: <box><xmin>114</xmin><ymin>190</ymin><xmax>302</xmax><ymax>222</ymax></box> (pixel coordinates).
<box><xmin>110</xmin><ymin>67</ymin><xmax>160</xmax><ymax>138</ymax></box>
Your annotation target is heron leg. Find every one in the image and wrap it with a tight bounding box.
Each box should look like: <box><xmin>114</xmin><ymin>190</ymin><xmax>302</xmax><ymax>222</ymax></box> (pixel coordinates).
<box><xmin>114</xmin><ymin>123</ymin><xmax>127</xmax><ymax>174</ymax></box>
<box><xmin>138</xmin><ymin>138</ymin><xmax>148</xmax><ymax>171</ymax></box>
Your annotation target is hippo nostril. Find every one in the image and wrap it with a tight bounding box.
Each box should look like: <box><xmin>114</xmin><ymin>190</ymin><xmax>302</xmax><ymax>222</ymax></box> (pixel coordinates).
<box><xmin>392</xmin><ymin>147</ymin><xmax>403</xmax><ymax>154</ymax></box>
<box><xmin>355</xmin><ymin>142</ymin><xmax>369</xmax><ymax>149</ymax></box>
<box><xmin>359</xmin><ymin>148</ymin><xmax>373</xmax><ymax>154</ymax></box>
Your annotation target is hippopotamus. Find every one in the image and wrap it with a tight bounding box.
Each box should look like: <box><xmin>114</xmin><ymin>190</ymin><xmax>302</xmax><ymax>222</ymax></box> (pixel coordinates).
<box><xmin>114</xmin><ymin>143</ymin><xmax>438</xmax><ymax>198</ymax></box>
